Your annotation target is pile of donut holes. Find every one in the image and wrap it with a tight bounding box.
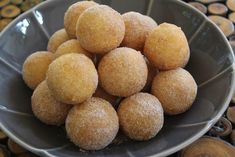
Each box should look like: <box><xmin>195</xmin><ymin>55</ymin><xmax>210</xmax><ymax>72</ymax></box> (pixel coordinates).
<box><xmin>22</xmin><ymin>1</ymin><xmax>197</xmax><ymax>151</ymax></box>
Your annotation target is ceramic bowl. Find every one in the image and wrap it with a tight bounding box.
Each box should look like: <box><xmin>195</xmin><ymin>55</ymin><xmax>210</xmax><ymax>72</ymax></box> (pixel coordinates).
<box><xmin>0</xmin><ymin>0</ymin><xmax>234</xmax><ymax>157</ymax></box>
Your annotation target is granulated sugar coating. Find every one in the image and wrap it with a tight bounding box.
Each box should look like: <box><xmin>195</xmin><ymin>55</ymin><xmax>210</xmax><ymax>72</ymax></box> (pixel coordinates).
<box><xmin>98</xmin><ymin>47</ymin><xmax>148</xmax><ymax>97</ymax></box>
<box><xmin>144</xmin><ymin>23</ymin><xmax>190</xmax><ymax>70</ymax></box>
<box><xmin>47</xmin><ymin>29</ymin><xmax>70</xmax><ymax>53</ymax></box>
<box><xmin>118</xmin><ymin>93</ymin><xmax>164</xmax><ymax>141</ymax></box>
<box><xmin>76</xmin><ymin>5</ymin><xmax>125</xmax><ymax>54</ymax></box>
<box><xmin>54</xmin><ymin>39</ymin><xmax>92</xmax><ymax>59</ymax></box>
<box><xmin>22</xmin><ymin>51</ymin><xmax>53</xmax><ymax>90</ymax></box>
<box><xmin>121</xmin><ymin>12</ymin><xmax>157</xmax><ymax>51</ymax></box>
<box><xmin>46</xmin><ymin>53</ymin><xmax>98</xmax><ymax>104</ymax></box>
<box><xmin>93</xmin><ymin>85</ymin><xmax>120</xmax><ymax>108</ymax></box>
<box><xmin>66</xmin><ymin>97</ymin><xmax>119</xmax><ymax>150</ymax></box>
<box><xmin>64</xmin><ymin>1</ymin><xmax>98</xmax><ymax>38</ymax></box>
<box><xmin>151</xmin><ymin>68</ymin><xmax>197</xmax><ymax>115</ymax></box>
<box><xmin>32</xmin><ymin>81</ymin><xmax>72</xmax><ymax>125</ymax></box>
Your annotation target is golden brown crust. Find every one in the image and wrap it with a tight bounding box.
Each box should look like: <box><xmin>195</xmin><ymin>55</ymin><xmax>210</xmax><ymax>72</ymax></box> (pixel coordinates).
<box><xmin>47</xmin><ymin>29</ymin><xmax>70</xmax><ymax>53</ymax></box>
<box><xmin>66</xmin><ymin>97</ymin><xmax>119</xmax><ymax>150</ymax></box>
<box><xmin>76</xmin><ymin>5</ymin><xmax>125</xmax><ymax>54</ymax></box>
<box><xmin>32</xmin><ymin>81</ymin><xmax>72</xmax><ymax>125</ymax></box>
<box><xmin>144</xmin><ymin>23</ymin><xmax>190</xmax><ymax>70</ymax></box>
<box><xmin>98</xmin><ymin>47</ymin><xmax>148</xmax><ymax>97</ymax></box>
<box><xmin>118</xmin><ymin>93</ymin><xmax>164</xmax><ymax>141</ymax></box>
<box><xmin>46</xmin><ymin>53</ymin><xmax>98</xmax><ymax>104</ymax></box>
<box><xmin>93</xmin><ymin>85</ymin><xmax>119</xmax><ymax>108</ymax></box>
<box><xmin>22</xmin><ymin>51</ymin><xmax>53</xmax><ymax>90</ymax></box>
<box><xmin>142</xmin><ymin>58</ymin><xmax>158</xmax><ymax>92</ymax></box>
<box><xmin>64</xmin><ymin>1</ymin><xmax>98</xmax><ymax>38</ymax></box>
<box><xmin>151</xmin><ymin>68</ymin><xmax>197</xmax><ymax>115</ymax></box>
<box><xmin>54</xmin><ymin>39</ymin><xmax>92</xmax><ymax>59</ymax></box>
<box><xmin>121</xmin><ymin>11</ymin><xmax>157</xmax><ymax>51</ymax></box>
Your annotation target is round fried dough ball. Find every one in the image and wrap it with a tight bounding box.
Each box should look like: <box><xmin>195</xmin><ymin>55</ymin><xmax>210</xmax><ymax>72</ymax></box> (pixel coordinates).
<box><xmin>66</xmin><ymin>97</ymin><xmax>119</xmax><ymax>150</ymax></box>
<box><xmin>47</xmin><ymin>29</ymin><xmax>70</xmax><ymax>53</ymax></box>
<box><xmin>32</xmin><ymin>81</ymin><xmax>72</xmax><ymax>125</ymax></box>
<box><xmin>76</xmin><ymin>5</ymin><xmax>125</xmax><ymax>54</ymax></box>
<box><xmin>98</xmin><ymin>47</ymin><xmax>148</xmax><ymax>97</ymax></box>
<box><xmin>93</xmin><ymin>85</ymin><xmax>120</xmax><ymax>108</ymax></box>
<box><xmin>121</xmin><ymin>12</ymin><xmax>157</xmax><ymax>51</ymax></box>
<box><xmin>144</xmin><ymin>23</ymin><xmax>190</xmax><ymax>70</ymax></box>
<box><xmin>54</xmin><ymin>39</ymin><xmax>92</xmax><ymax>59</ymax></box>
<box><xmin>22</xmin><ymin>51</ymin><xmax>53</xmax><ymax>90</ymax></box>
<box><xmin>64</xmin><ymin>1</ymin><xmax>98</xmax><ymax>38</ymax></box>
<box><xmin>151</xmin><ymin>68</ymin><xmax>197</xmax><ymax>115</ymax></box>
<box><xmin>46</xmin><ymin>53</ymin><xmax>98</xmax><ymax>104</ymax></box>
<box><xmin>118</xmin><ymin>93</ymin><xmax>164</xmax><ymax>141</ymax></box>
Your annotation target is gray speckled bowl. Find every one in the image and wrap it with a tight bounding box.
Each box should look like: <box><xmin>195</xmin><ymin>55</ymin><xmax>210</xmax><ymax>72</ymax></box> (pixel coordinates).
<box><xmin>0</xmin><ymin>0</ymin><xmax>234</xmax><ymax>157</ymax></box>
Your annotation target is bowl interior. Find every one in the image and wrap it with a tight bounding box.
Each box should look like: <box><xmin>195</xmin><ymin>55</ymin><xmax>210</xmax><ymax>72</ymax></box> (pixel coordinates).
<box><xmin>0</xmin><ymin>0</ymin><xmax>234</xmax><ymax>157</ymax></box>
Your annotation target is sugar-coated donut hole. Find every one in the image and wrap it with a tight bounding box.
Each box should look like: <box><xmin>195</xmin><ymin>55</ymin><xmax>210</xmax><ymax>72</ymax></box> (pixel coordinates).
<box><xmin>47</xmin><ymin>29</ymin><xmax>70</xmax><ymax>53</ymax></box>
<box><xmin>98</xmin><ymin>47</ymin><xmax>148</xmax><ymax>97</ymax></box>
<box><xmin>46</xmin><ymin>53</ymin><xmax>98</xmax><ymax>104</ymax></box>
<box><xmin>32</xmin><ymin>81</ymin><xmax>72</xmax><ymax>125</ymax></box>
<box><xmin>121</xmin><ymin>11</ymin><xmax>157</xmax><ymax>51</ymax></box>
<box><xmin>66</xmin><ymin>97</ymin><xmax>119</xmax><ymax>150</ymax></box>
<box><xmin>144</xmin><ymin>23</ymin><xmax>190</xmax><ymax>70</ymax></box>
<box><xmin>53</xmin><ymin>39</ymin><xmax>92</xmax><ymax>59</ymax></box>
<box><xmin>151</xmin><ymin>68</ymin><xmax>197</xmax><ymax>115</ymax></box>
<box><xmin>22</xmin><ymin>51</ymin><xmax>53</xmax><ymax>90</ymax></box>
<box><xmin>76</xmin><ymin>5</ymin><xmax>125</xmax><ymax>54</ymax></box>
<box><xmin>64</xmin><ymin>1</ymin><xmax>98</xmax><ymax>38</ymax></box>
<box><xmin>118</xmin><ymin>93</ymin><xmax>164</xmax><ymax>141</ymax></box>
<box><xmin>93</xmin><ymin>85</ymin><xmax>121</xmax><ymax>109</ymax></box>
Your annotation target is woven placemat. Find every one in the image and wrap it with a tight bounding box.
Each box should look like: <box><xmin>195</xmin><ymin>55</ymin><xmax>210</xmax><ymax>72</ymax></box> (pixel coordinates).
<box><xmin>185</xmin><ymin>0</ymin><xmax>235</xmax><ymax>50</ymax></box>
<box><xmin>0</xmin><ymin>0</ymin><xmax>44</xmax><ymax>32</ymax></box>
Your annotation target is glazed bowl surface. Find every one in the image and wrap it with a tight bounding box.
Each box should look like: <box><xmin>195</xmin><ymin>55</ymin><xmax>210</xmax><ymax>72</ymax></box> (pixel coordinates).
<box><xmin>0</xmin><ymin>0</ymin><xmax>234</xmax><ymax>157</ymax></box>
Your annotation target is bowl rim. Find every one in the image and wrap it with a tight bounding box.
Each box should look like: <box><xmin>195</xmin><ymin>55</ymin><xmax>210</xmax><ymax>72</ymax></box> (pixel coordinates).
<box><xmin>0</xmin><ymin>0</ymin><xmax>235</xmax><ymax>157</ymax></box>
